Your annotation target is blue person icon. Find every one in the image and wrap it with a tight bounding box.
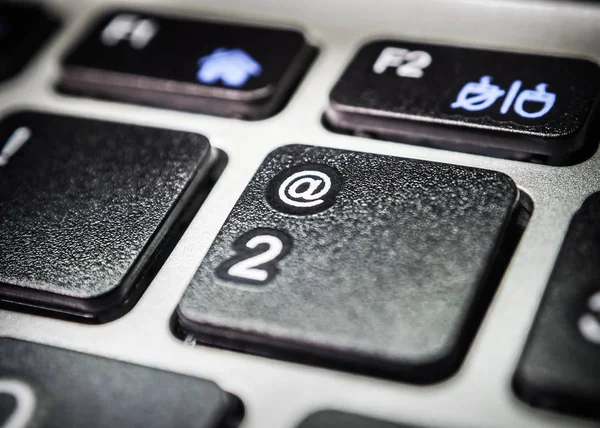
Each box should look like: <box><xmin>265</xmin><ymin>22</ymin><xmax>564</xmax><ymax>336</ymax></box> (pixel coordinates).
<box><xmin>513</xmin><ymin>83</ymin><xmax>556</xmax><ymax>119</ymax></box>
<box><xmin>451</xmin><ymin>76</ymin><xmax>506</xmax><ymax>112</ymax></box>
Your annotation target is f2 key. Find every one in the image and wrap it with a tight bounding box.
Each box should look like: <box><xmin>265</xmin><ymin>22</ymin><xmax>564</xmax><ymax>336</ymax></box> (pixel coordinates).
<box><xmin>59</xmin><ymin>10</ymin><xmax>316</xmax><ymax>119</ymax></box>
<box><xmin>176</xmin><ymin>145</ymin><xmax>524</xmax><ymax>383</ymax></box>
<box><xmin>326</xmin><ymin>41</ymin><xmax>600</xmax><ymax>165</ymax></box>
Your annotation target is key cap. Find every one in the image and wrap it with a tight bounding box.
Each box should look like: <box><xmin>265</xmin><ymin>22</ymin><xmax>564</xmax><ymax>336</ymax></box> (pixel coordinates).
<box><xmin>58</xmin><ymin>10</ymin><xmax>316</xmax><ymax>119</ymax></box>
<box><xmin>298</xmin><ymin>411</ymin><xmax>414</xmax><ymax>428</ymax></box>
<box><xmin>514</xmin><ymin>193</ymin><xmax>600</xmax><ymax>421</ymax></box>
<box><xmin>176</xmin><ymin>145</ymin><xmax>523</xmax><ymax>383</ymax></box>
<box><xmin>0</xmin><ymin>112</ymin><xmax>217</xmax><ymax>322</ymax></box>
<box><xmin>0</xmin><ymin>3</ymin><xmax>59</xmax><ymax>82</ymax></box>
<box><xmin>0</xmin><ymin>338</ymin><xmax>242</xmax><ymax>428</ymax></box>
<box><xmin>326</xmin><ymin>40</ymin><xmax>600</xmax><ymax>165</ymax></box>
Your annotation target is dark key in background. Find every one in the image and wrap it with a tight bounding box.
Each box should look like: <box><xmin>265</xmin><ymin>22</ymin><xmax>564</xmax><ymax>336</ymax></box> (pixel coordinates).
<box><xmin>0</xmin><ymin>338</ymin><xmax>242</xmax><ymax>428</ymax></box>
<box><xmin>0</xmin><ymin>3</ymin><xmax>59</xmax><ymax>82</ymax></box>
<box><xmin>176</xmin><ymin>145</ymin><xmax>526</xmax><ymax>383</ymax></box>
<box><xmin>0</xmin><ymin>112</ymin><xmax>219</xmax><ymax>322</ymax></box>
<box><xmin>326</xmin><ymin>41</ymin><xmax>600</xmax><ymax>165</ymax></box>
<box><xmin>59</xmin><ymin>10</ymin><xmax>316</xmax><ymax>119</ymax></box>
<box><xmin>297</xmin><ymin>411</ymin><xmax>434</xmax><ymax>428</ymax></box>
<box><xmin>298</xmin><ymin>411</ymin><xmax>416</xmax><ymax>428</ymax></box>
<box><xmin>514</xmin><ymin>193</ymin><xmax>600</xmax><ymax>421</ymax></box>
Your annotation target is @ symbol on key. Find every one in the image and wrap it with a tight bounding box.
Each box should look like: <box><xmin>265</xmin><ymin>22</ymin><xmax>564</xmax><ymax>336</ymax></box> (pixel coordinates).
<box><xmin>278</xmin><ymin>170</ymin><xmax>332</xmax><ymax>208</ymax></box>
<box><xmin>267</xmin><ymin>164</ymin><xmax>342</xmax><ymax>215</ymax></box>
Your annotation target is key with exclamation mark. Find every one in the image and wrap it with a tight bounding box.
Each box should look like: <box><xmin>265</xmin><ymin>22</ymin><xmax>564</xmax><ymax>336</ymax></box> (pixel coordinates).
<box><xmin>0</xmin><ymin>127</ymin><xmax>31</xmax><ymax>166</ymax></box>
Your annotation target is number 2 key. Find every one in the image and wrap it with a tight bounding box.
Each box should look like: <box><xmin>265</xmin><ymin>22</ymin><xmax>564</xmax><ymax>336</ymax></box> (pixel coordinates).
<box><xmin>176</xmin><ymin>144</ymin><xmax>524</xmax><ymax>383</ymax></box>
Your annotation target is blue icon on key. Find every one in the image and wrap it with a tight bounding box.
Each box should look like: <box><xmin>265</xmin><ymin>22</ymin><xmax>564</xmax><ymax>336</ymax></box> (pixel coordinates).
<box><xmin>451</xmin><ymin>76</ymin><xmax>556</xmax><ymax>119</ymax></box>
<box><xmin>512</xmin><ymin>83</ymin><xmax>556</xmax><ymax>119</ymax></box>
<box><xmin>451</xmin><ymin>76</ymin><xmax>506</xmax><ymax>112</ymax></box>
<box><xmin>197</xmin><ymin>48</ymin><xmax>262</xmax><ymax>88</ymax></box>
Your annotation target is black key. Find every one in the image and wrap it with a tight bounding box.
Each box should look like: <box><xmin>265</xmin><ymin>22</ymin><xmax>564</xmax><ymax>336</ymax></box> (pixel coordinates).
<box><xmin>514</xmin><ymin>192</ymin><xmax>600</xmax><ymax>421</ymax></box>
<box><xmin>59</xmin><ymin>10</ymin><xmax>316</xmax><ymax>119</ymax></box>
<box><xmin>326</xmin><ymin>40</ymin><xmax>600</xmax><ymax>165</ymax></box>
<box><xmin>298</xmin><ymin>411</ymin><xmax>415</xmax><ymax>428</ymax></box>
<box><xmin>176</xmin><ymin>145</ymin><xmax>523</xmax><ymax>383</ymax></box>
<box><xmin>0</xmin><ymin>338</ymin><xmax>242</xmax><ymax>428</ymax></box>
<box><xmin>0</xmin><ymin>3</ymin><xmax>59</xmax><ymax>82</ymax></box>
<box><xmin>0</xmin><ymin>112</ymin><xmax>217</xmax><ymax>322</ymax></box>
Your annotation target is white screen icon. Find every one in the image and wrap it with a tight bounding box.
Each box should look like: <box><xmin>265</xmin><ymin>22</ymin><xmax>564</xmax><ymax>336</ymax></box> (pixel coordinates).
<box><xmin>100</xmin><ymin>14</ymin><xmax>158</xmax><ymax>49</ymax></box>
<box><xmin>579</xmin><ymin>291</ymin><xmax>600</xmax><ymax>345</ymax></box>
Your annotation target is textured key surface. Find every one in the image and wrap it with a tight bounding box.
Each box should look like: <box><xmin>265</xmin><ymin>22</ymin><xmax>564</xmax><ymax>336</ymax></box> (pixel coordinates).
<box><xmin>326</xmin><ymin>40</ymin><xmax>600</xmax><ymax>164</ymax></box>
<box><xmin>514</xmin><ymin>192</ymin><xmax>600</xmax><ymax>421</ymax></box>
<box><xmin>0</xmin><ymin>112</ymin><xmax>213</xmax><ymax>321</ymax></box>
<box><xmin>177</xmin><ymin>144</ymin><xmax>519</xmax><ymax>383</ymax></box>
<box><xmin>59</xmin><ymin>10</ymin><xmax>315</xmax><ymax>119</ymax></box>
<box><xmin>297</xmin><ymin>411</ymin><xmax>414</xmax><ymax>428</ymax></box>
<box><xmin>0</xmin><ymin>338</ymin><xmax>239</xmax><ymax>428</ymax></box>
<box><xmin>0</xmin><ymin>3</ymin><xmax>58</xmax><ymax>82</ymax></box>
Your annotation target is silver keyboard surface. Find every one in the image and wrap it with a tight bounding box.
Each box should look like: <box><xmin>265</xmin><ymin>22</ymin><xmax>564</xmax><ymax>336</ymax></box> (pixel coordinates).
<box><xmin>2</xmin><ymin>0</ymin><xmax>600</xmax><ymax>427</ymax></box>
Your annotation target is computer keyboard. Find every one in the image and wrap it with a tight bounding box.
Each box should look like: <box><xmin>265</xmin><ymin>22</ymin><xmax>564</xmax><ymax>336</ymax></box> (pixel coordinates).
<box><xmin>0</xmin><ymin>0</ymin><xmax>599</xmax><ymax>427</ymax></box>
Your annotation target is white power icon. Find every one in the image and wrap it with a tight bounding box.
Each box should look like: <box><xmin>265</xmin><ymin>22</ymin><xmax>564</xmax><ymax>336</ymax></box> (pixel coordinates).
<box><xmin>578</xmin><ymin>291</ymin><xmax>600</xmax><ymax>345</ymax></box>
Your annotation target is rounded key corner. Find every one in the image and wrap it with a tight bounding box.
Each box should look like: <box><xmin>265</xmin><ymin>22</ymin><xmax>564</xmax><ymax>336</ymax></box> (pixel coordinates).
<box><xmin>81</xmin><ymin>8</ymin><xmax>124</xmax><ymax>22</ymax></box>
<box><xmin>284</xmin><ymin>26</ymin><xmax>313</xmax><ymax>44</ymax></box>
<box><xmin>512</xmin><ymin>363</ymin><xmax>538</xmax><ymax>404</ymax></box>
<box><xmin>171</xmin><ymin>305</ymin><xmax>211</xmax><ymax>342</ymax></box>
<box><xmin>0</xmin><ymin>283</ymin><xmax>137</xmax><ymax>324</ymax></box>
<box><xmin>581</xmin><ymin>191</ymin><xmax>600</xmax><ymax>208</ymax></box>
<box><xmin>486</xmin><ymin>169</ymin><xmax>519</xmax><ymax>194</ymax></box>
<box><xmin>340</xmin><ymin>344</ymin><xmax>464</xmax><ymax>385</ymax></box>
<box><xmin>37</xmin><ymin>4</ymin><xmax>62</xmax><ymax>23</ymax></box>
<box><xmin>323</xmin><ymin>103</ymin><xmax>350</xmax><ymax>127</ymax></box>
<box><xmin>570</xmin><ymin>54</ymin><xmax>600</xmax><ymax>73</ymax></box>
<box><xmin>173</xmin><ymin>301</ymin><xmax>195</xmax><ymax>331</ymax></box>
<box><xmin>395</xmin><ymin>341</ymin><xmax>470</xmax><ymax>385</ymax></box>
<box><xmin>511</xmin><ymin>365</ymin><xmax>598</xmax><ymax>422</ymax></box>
